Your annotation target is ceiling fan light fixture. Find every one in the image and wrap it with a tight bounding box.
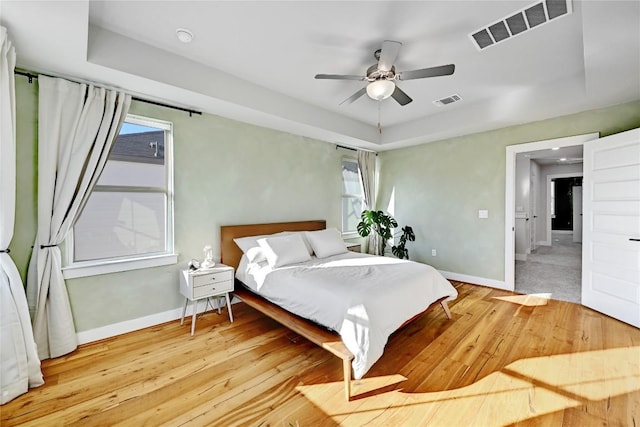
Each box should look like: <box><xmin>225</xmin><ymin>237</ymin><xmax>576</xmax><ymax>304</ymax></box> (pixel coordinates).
<box><xmin>366</xmin><ymin>79</ymin><xmax>395</xmax><ymax>101</ymax></box>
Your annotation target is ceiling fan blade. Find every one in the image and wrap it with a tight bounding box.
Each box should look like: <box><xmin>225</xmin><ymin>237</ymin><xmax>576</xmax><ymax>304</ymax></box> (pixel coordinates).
<box><xmin>377</xmin><ymin>40</ymin><xmax>402</xmax><ymax>72</ymax></box>
<box><xmin>391</xmin><ymin>86</ymin><xmax>413</xmax><ymax>106</ymax></box>
<box><xmin>398</xmin><ymin>64</ymin><xmax>455</xmax><ymax>80</ymax></box>
<box><xmin>315</xmin><ymin>74</ymin><xmax>366</xmax><ymax>81</ymax></box>
<box><xmin>339</xmin><ymin>87</ymin><xmax>367</xmax><ymax>105</ymax></box>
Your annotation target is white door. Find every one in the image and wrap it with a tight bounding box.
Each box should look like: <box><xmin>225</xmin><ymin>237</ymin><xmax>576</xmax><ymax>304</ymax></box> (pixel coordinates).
<box><xmin>572</xmin><ymin>186</ymin><xmax>582</xmax><ymax>243</ymax></box>
<box><xmin>582</xmin><ymin>128</ymin><xmax>640</xmax><ymax>328</ymax></box>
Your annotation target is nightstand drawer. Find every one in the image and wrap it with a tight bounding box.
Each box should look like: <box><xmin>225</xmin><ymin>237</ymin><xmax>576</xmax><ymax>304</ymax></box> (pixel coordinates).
<box><xmin>192</xmin><ymin>279</ymin><xmax>233</xmax><ymax>298</ymax></box>
<box><xmin>192</xmin><ymin>270</ymin><xmax>234</xmax><ymax>287</ymax></box>
<box><xmin>346</xmin><ymin>242</ymin><xmax>361</xmax><ymax>253</ymax></box>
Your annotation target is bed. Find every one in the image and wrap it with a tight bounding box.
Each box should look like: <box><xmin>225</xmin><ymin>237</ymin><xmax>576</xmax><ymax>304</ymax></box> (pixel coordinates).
<box><xmin>220</xmin><ymin>220</ymin><xmax>457</xmax><ymax>400</ymax></box>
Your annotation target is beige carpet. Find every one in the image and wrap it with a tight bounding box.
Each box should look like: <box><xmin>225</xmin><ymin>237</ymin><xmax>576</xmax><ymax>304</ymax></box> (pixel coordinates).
<box><xmin>515</xmin><ymin>232</ymin><xmax>582</xmax><ymax>304</ymax></box>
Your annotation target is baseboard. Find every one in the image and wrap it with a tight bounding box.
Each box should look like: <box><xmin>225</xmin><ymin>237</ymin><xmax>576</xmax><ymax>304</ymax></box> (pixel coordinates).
<box><xmin>553</xmin><ymin>230</ymin><xmax>573</xmax><ymax>235</ymax></box>
<box><xmin>439</xmin><ymin>270</ymin><xmax>509</xmax><ymax>291</ymax></box>
<box><xmin>537</xmin><ymin>240</ymin><xmax>550</xmax><ymax>246</ymax></box>
<box><xmin>76</xmin><ymin>297</ymin><xmax>239</xmax><ymax>345</ymax></box>
<box><xmin>77</xmin><ymin>308</ymin><xmax>185</xmax><ymax>345</ymax></box>
<box><xmin>515</xmin><ymin>253</ymin><xmax>527</xmax><ymax>261</ymax></box>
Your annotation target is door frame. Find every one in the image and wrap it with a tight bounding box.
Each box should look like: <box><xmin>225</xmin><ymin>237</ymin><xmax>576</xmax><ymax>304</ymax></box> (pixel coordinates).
<box><xmin>572</xmin><ymin>185</ymin><xmax>583</xmax><ymax>243</ymax></box>
<box><xmin>504</xmin><ymin>133</ymin><xmax>598</xmax><ymax>290</ymax></box>
<box><xmin>530</xmin><ymin>173</ymin><xmax>537</xmax><ymax>252</ymax></box>
<box><xmin>545</xmin><ymin>172</ymin><xmax>583</xmax><ymax>246</ymax></box>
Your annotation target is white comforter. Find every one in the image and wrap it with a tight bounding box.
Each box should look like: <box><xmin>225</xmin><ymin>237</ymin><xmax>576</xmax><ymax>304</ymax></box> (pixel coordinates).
<box><xmin>237</xmin><ymin>251</ymin><xmax>458</xmax><ymax>379</ymax></box>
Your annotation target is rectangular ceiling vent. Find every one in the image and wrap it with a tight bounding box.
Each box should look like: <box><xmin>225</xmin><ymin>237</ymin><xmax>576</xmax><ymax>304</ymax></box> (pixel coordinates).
<box><xmin>433</xmin><ymin>94</ymin><xmax>462</xmax><ymax>107</ymax></box>
<box><xmin>469</xmin><ymin>0</ymin><xmax>572</xmax><ymax>51</ymax></box>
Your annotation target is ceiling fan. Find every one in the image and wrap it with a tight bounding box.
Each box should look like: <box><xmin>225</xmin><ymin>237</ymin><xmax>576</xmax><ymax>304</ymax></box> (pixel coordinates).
<box><xmin>315</xmin><ymin>40</ymin><xmax>455</xmax><ymax>106</ymax></box>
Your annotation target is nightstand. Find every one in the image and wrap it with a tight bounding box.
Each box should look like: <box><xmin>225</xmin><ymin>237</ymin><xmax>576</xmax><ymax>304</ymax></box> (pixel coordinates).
<box><xmin>179</xmin><ymin>264</ymin><xmax>234</xmax><ymax>336</ymax></box>
<box><xmin>346</xmin><ymin>242</ymin><xmax>361</xmax><ymax>253</ymax></box>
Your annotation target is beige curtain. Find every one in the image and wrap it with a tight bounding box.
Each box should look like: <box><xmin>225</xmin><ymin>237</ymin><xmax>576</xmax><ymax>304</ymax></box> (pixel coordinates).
<box><xmin>357</xmin><ymin>150</ymin><xmax>378</xmax><ymax>254</ymax></box>
<box><xmin>26</xmin><ymin>76</ymin><xmax>131</xmax><ymax>359</ymax></box>
<box><xmin>0</xmin><ymin>25</ymin><xmax>44</xmax><ymax>404</ymax></box>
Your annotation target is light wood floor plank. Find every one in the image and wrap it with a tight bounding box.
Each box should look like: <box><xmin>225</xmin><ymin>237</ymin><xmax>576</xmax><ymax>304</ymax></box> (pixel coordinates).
<box><xmin>2</xmin><ymin>282</ymin><xmax>639</xmax><ymax>426</ymax></box>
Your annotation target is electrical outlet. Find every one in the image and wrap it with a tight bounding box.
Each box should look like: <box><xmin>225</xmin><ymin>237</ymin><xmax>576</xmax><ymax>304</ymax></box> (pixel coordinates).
<box><xmin>431</xmin><ymin>249</ymin><xmax>437</xmax><ymax>257</ymax></box>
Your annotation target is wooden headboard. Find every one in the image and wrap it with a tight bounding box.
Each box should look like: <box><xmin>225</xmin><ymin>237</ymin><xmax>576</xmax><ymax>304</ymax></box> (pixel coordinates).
<box><xmin>220</xmin><ymin>220</ymin><xmax>326</xmax><ymax>270</ymax></box>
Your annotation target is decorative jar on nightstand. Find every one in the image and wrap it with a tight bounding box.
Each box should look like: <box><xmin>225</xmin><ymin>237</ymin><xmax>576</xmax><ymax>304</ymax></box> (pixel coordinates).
<box><xmin>179</xmin><ymin>264</ymin><xmax>234</xmax><ymax>336</ymax></box>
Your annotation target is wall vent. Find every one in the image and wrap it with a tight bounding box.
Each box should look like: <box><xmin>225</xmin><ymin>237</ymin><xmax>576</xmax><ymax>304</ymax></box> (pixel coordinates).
<box><xmin>469</xmin><ymin>0</ymin><xmax>572</xmax><ymax>51</ymax></box>
<box><xmin>433</xmin><ymin>94</ymin><xmax>462</xmax><ymax>107</ymax></box>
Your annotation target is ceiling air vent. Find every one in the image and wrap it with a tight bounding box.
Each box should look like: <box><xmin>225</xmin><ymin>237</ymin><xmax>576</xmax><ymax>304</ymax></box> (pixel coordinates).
<box><xmin>469</xmin><ymin>0</ymin><xmax>572</xmax><ymax>51</ymax></box>
<box><xmin>433</xmin><ymin>94</ymin><xmax>462</xmax><ymax>107</ymax></box>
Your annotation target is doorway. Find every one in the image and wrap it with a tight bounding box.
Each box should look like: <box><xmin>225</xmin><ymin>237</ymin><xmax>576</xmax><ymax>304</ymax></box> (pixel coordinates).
<box><xmin>516</xmin><ymin>158</ymin><xmax>583</xmax><ymax>303</ymax></box>
<box><xmin>552</xmin><ymin>177</ymin><xmax>582</xmax><ymax>231</ymax></box>
<box><xmin>504</xmin><ymin>133</ymin><xmax>598</xmax><ymax>298</ymax></box>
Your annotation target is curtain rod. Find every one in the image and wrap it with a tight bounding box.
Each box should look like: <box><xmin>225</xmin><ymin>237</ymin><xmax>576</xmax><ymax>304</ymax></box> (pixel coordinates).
<box><xmin>335</xmin><ymin>144</ymin><xmax>378</xmax><ymax>155</ymax></box>
<box><xmin>14</xmin><ymin>70</ymin><xmax>202</xmax><ymax>117</ymax></box>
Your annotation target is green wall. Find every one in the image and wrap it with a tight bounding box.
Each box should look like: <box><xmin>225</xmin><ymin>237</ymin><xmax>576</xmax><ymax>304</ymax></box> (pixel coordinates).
<box><xmin>12</xmin><ymin>75</ymin><xmax>345</xmax><ymax>332</ymax></box>
<box><xmin>378</xmin><ymin>100</ymin><xmax>640</xmax><ymax>281</ymax></box>
<box><xmin>12</xmin><ymin>73</ymin><xmax>640</xmax><ymax>333</ymax></box>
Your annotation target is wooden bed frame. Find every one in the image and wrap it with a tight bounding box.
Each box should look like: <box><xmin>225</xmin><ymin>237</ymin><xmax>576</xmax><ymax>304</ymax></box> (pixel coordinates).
<box><xmin>220</xmin><ymin>219</ymin><xmax>451</xmax><ymax>400</ymax></box>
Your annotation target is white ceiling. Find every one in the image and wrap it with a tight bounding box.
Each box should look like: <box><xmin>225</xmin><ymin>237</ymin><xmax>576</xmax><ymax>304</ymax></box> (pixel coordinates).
<box><xmin>2</xmin><ymin>1</ymin><xmax>639</xmax><ymax>151</ymax></box>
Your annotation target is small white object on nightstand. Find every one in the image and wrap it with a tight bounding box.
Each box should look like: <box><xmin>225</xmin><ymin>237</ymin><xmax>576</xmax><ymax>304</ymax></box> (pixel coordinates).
<box><xmin>200</xmin><ymin>245</ymin><xmax>216</xmax><ymax>269</ymax></box>
<box><xmin>179</xmin><ymin>264</ymin><xmax>234</xmax><ymax>336</ymax></box>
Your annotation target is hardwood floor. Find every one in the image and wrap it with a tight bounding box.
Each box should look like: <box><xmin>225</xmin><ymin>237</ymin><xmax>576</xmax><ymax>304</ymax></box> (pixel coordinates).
<box><xmin>2</xmin><ymin>282</ymin><xmax>639</xmax><ymax>426</ymax></box>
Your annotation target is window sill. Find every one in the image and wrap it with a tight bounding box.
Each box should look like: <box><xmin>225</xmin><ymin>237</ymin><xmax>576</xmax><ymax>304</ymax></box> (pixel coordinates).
<box><xmin>341</xmin><ymin>231</ymin><xmax>361</xmax><ymax>239</ymax></box>
<box><xmin>62</xmin><ymin>253</ymin><xmax>178</xmax><ymax>279</ymax></box>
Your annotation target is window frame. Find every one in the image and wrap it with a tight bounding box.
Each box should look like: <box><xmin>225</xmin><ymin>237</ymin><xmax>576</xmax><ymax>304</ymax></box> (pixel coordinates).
<box><xmin>62</xmin><ymin>114</ymin><xmax>177</xmax><ymax>279</ymax></box>
<box><xmin>341</xmin><ymin>157</ymin><xmax>365</xmax><ymax>237</ymax></box>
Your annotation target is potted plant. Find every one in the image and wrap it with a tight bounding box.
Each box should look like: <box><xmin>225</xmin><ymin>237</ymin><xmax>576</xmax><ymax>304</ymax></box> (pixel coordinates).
<box><xmin>391</xmin><ymin>226</ymin><xmax>415</xmax><ymax>260</ymax></box>
<box><xmin>357</xmin><ymin>210</ymin><xmax>397</xmax><ymax>256</ymax></box>
<box><xmin>357</xmin><ymin>210</ymin><xmax>416</xmax><ymax>259</ymax></box>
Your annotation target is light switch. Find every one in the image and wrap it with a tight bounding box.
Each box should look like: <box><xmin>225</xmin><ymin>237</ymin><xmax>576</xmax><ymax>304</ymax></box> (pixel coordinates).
<box><xmin>478</xmin><ymin>209</ymin><xmax>489</xmax><ymax>219</ymax></box>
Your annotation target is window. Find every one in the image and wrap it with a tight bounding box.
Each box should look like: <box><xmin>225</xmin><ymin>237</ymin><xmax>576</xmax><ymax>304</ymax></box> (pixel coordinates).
<box><xmin>341</xmin><ymin>158</ymin><xmax>365</xmax><ymax>234</ymax></box>
<box><xmin>64</xmin><ymin>114</ymin><xmax>176</xmax><ymax>278</ymax></box>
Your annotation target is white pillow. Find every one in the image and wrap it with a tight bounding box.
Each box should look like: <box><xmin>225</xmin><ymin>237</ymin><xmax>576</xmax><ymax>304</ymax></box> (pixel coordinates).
<box><xmin>233</xmin><ymin>231</ymin><xmax>297</xmax><ymax>254</ymax></box>
<box><xmin>258</xmin><ymin>233</ymin><xmax>312</xmax><ymax>268</ymax></box>
<box><xmin>234</xmin><ymin>234</ymin><xmax>269</xmax><ymax>254</ymax></box>
<box><xmin>305</xmin><ymin>228</ymin><xmax>348</xmax><ymax>258</ymax></box>
<box><xmin>245</xmin><ymin>246</ymin><xmax>267</xmax><ymax>263</ymax></box>
<box><xmin>278</xmin><ymin>231</ymin><xmax>314</xmax><ymax>256</ymax></box>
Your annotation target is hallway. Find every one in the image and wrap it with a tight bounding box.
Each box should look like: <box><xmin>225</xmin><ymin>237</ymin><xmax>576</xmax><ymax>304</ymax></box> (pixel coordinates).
<box><xmin>515</xmin><ymin>232</ymin><xmax>582</xmax><ymax>304</ymax></box>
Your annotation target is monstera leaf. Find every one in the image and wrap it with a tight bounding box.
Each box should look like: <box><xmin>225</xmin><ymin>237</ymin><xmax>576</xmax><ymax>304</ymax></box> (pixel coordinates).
<box><xmin>357</xmin><ymin>210</ymin><xmax>398</xmax><ymax>255</ymax></box>
<box><xmin>391</xmin><ymin>226</ymin><xmax>415</xmax><ymax>259</ymax></box>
